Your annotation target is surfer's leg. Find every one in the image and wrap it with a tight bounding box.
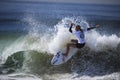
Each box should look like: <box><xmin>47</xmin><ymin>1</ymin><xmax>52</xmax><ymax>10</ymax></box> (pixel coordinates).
<box><xmin>76</xmin><ymin>43</ymin><xmax>85</xmax><ymax>49</ymax></box>
<box><xmin>63</xmin><ymin>43</ymin><xmax>76</xmax><ymax>56</ymax></box>
<box><xmin>71</xmin><ymin>39</ymin><xmax>78</xmax><ymax>44</ymax></box>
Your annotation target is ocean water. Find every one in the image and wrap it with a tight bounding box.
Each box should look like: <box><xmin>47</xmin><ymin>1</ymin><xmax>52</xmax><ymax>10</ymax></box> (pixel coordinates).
<box><xmin>0</xmin><ymin>1</ymin><xmax>120</xmax><ymax>80</ymax></box>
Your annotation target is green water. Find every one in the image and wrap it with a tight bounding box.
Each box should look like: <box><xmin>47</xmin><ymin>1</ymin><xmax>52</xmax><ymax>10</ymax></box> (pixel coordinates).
<box><xmin>0</xmin><ymin>33</ymin><xmax>23</xmax><ymax>53</ymax></box>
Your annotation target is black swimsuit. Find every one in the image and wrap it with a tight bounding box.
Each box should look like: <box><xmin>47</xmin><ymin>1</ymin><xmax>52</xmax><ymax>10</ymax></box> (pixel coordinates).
<box><xmin>76</xmin><ymin>43</ymin><xmax>85</xmax><ymax>48</ymax></box>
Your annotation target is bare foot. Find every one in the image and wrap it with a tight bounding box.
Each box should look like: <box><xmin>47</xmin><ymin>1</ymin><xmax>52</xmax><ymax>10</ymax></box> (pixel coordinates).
<box><xmin>62</xmin><ymin>53</ymin><xmax>67</xmax><ymax>57</ymax></box>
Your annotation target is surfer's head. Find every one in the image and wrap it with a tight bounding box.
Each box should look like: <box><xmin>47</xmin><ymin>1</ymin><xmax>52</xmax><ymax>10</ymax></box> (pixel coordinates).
<box><xmin>75</xmin><ymin>25</ymin><xmax>81</xmax><ymax>31</ymax></box>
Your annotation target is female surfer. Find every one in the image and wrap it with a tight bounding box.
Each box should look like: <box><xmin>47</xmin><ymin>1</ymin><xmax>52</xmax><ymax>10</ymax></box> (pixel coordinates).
<box><xmin>63</xmin><ymin>23</ymin><xmax>100</xmax><ymax>57</ymax></box>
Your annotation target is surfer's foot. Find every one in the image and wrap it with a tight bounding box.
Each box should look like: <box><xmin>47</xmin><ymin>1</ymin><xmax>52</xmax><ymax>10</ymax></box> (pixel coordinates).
<box><xmin>62</xmin><ymin>53</ymin><xmax>67</xmax><ymax>57</ymax></box>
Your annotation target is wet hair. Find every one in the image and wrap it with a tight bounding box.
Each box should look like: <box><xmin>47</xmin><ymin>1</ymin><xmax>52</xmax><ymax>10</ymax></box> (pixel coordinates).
<box><xmin>76</xmin><ymin>25</ymin><xmax>81</xmax><ymax>28</ymax></box>
<box><xmin>76</xmin><ymin>25</ymin><xmax>83</xmax><ymax>31</ymax></box>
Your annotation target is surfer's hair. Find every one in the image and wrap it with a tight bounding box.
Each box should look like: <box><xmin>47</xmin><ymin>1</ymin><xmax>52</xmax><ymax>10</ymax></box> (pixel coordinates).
<box><xmin>76</xmin><ymin>25</ymin><xmax>81</xmax><ymax>28</ymax></box>
<box><xmin>76</xmin><ymin>25</ymin><xmax>83</xmax><ymax>31</ymax></box>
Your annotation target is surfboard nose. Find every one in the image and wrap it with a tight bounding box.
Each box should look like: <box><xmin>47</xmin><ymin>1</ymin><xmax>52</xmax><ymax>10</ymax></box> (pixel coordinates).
<box><xmin>51</xmin><ymin>59</ymin><xmax>58</xmax><ymax>65</ymax></box>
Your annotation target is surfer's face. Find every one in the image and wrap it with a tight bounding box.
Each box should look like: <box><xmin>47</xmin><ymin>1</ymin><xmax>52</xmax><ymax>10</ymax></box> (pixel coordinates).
<box><xmin>75</xmin><ymin>25</ymin><xmax>81</xmax><ymax>31</ymax></box>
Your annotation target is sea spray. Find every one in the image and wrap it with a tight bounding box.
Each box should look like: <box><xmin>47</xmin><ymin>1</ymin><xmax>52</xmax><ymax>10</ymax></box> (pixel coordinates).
<box><xmin>0</xmin><ymin>17</ymin><xmax>120</xmax><ymax>78</ymax></box>
<box><xmin>48</xmin><ymin>17</ymin><xmax>90</xmax><ymax>54</ymax></box>
<box><xmin>0</xmin><ymin>17</ymin><xmax>52</xmax><ymax>64</ymax></box>
<box><xmin>48</xmin><ymin>21</ymin><xmax>73</xmax><ymax>54</ymax></box>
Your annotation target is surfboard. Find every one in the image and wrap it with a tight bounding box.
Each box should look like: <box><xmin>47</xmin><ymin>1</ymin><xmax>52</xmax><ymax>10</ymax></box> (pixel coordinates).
<box><xmin>51</xmin><ymin>48</ymin><xmax>78</xmax><ymax>65</ymax></box>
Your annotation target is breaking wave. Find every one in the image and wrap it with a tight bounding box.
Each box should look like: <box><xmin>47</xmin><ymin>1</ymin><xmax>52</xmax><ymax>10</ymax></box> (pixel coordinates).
<box><xmin>0</xmin><ymin>17</ymin><xmax>120</xmax><ymax>80</ymax></box>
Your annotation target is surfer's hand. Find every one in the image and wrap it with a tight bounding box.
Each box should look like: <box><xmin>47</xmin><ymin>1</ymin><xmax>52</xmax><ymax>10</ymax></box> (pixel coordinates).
<box><xmin>96</xmin><ymin>24</ymin><xmax>100</xmax><ymax>28</ymax></box>
<box><xmin>71</xmin><ymin>23</ymin><xmax>74</xmax><ymax>27</ymax></box>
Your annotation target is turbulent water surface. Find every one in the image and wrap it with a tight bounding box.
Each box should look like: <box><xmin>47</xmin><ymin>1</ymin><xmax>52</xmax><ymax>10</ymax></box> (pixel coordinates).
<box><xmin>0</xmin><ymin>1</ymin><xmax>120</xmax><ymax>80</ymax></box>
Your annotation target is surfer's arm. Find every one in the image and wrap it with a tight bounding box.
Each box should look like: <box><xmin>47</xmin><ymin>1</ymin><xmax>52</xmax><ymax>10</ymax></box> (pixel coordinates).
<box><xmin>69</xmin><ymin>23</ymin><xmax>74</xmax><ymax>33</ymax></box>
<box><xmin>87</xmin><ymin>24</ymin><xmax>100</xmax><ymax>31</ymax></box>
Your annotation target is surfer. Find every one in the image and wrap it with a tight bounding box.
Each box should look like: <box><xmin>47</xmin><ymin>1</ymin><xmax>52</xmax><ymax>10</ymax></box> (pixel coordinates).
<box><xmin>63</xmin><ymin>23</ymin><xmax>100</xmax><ymax>57</ymax></box>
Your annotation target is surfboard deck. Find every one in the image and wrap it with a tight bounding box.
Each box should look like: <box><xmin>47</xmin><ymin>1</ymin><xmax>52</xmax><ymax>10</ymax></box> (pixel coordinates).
<box><xmin>51</xmin><ymin>48</ymin><xmax>78</xmax><ymax>65</ymax></box>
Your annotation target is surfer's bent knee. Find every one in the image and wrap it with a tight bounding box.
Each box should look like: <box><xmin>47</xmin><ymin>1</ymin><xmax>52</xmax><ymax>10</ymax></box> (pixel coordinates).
<box><xmin>75</xmin><ymin>43</ymin><xmax>85</xmax><ymax>49</ymax></box>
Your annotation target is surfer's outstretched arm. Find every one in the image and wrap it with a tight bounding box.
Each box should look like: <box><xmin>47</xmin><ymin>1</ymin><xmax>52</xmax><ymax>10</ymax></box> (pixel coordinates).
<box><xmin>69</xmin><ymin>23</ymin><xmax>74</xmax><ymax>33</ymax></box>
<box><xmin>87</xmin><ymin>24</ymin><xmax>100</xmax><ymax>31</ymax></box>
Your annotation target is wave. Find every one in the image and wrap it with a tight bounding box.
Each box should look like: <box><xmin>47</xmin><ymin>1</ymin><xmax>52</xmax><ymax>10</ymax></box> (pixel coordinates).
<box><xmin>71</xmin><ymin>44</ymin><xmax>120</xmax><ymax>76</ymax></box>
<box><xmin>0</xmin><ymin>50</ymin><xmax>71</xmax><ymax>74</ymax></box>
<box><xmin>0</xmin><ymin>17</ymin><xmax>120</xmax><ymax>77</ymax></box>
<box><xmin>0</xmin><ymin>51</ymin><xmax>24</xmax><ymax>74</ymax></box>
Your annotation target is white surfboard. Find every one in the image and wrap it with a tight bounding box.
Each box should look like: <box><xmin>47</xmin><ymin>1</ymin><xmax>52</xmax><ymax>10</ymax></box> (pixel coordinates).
<box><xmin>51</xmin><ymin>48</ymin><xmax>78</xmax><ymax>65</ymax></box>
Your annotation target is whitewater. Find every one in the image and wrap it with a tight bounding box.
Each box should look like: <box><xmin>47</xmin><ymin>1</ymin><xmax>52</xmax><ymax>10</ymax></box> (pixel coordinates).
<box><xmin>0</xmin><ymin>17</ymin><xmax>120</xmax><ymax>80</ymax></box>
